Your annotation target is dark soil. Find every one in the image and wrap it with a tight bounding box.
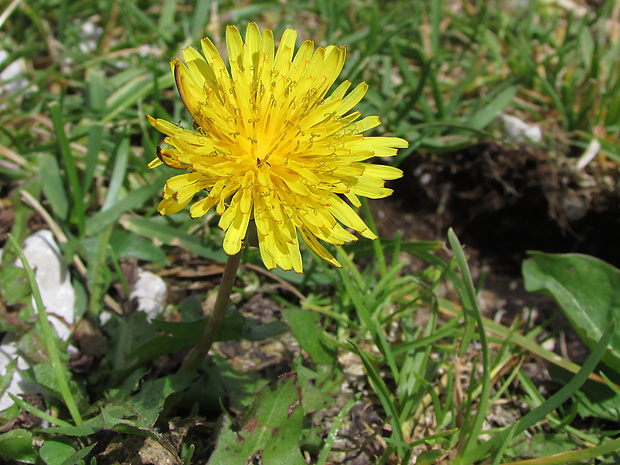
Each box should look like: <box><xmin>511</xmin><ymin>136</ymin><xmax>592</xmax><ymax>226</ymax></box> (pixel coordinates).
<box><xmin>379</xmin><ymin>142</ymin><xmax>620</xmax><ymax>274</ymax></box>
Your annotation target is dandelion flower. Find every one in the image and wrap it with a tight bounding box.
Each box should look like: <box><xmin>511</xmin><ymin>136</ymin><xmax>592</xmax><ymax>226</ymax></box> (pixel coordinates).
<box><xmin>147</xmin><ymin>23</ymin><xmax>407</xmax><ymax>272</ymax></box>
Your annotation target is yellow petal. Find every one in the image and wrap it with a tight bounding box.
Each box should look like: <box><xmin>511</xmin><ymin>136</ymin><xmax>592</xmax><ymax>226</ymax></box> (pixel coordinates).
<box><xmin>299</xmin><ymin>227</ymin><xmax>340</xmax><ymax>267</ymax></box>
<box><xmin>361</xmin><ymin>163</ymin><xmax>404</xmax><ymax>180</ymax></box>
<box><xmin>336</xmin><ymin>82</ymin><xmax>368</xmax><ymax>115</ymax></box>
<box><xmin>226</xmin><ymin>25</ymin><xmax>244</xmax><ymax>66</ymax></box>
<box><xmin>243</xmin><ymin>22</ymin><xmax>261</xmax><ymax>72</ymax></box>
<box><xmin>223</xmin><ymin>205</ymin><xmax>250</xmax><ymax>255</ymax></box>
<box><xmin>327</xmin><ymin>194</ymin><xmax>376</xmax><ymax>239</ymax></box>
<box><xmin>273</xmin><ymin>28</ymin><xmax>297</xmax><ymax>69</ymax></box>
<box><xmin>189</xmin><ymin>196</ymin><xmax>217</xmax><ymax>218</ymax></box>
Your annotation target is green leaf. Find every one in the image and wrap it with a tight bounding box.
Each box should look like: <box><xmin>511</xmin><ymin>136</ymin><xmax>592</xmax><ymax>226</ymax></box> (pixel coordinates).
<box><xmin>39</xmin><ymin>154</ymin><xmax>69</xmax><ymax>221</ymax></box>
<box><xmin>59</xmin><ymin>443</ymin><xmax>96</xmax><ymax>465</ymax></box>
<box><xmin>85</xmin><ymin>178</ymin><xmax>167</xmax><ymax>237</ymax></box>
<box><xmin>82</xmin><ymin>224</ymin><xmax>114</xmax><ymax>316</ymax></box>
<box><xmin>0</xmin><ymin>429</ymin><xmax>37</xmax><ymax>463</ymax></box>
<box><xmin>575</xmin><ymin>383</ymin><xmax>620</xmax><ymax>422</ymax></box>
<box><xmin>282</xmin><ymin>308</ymin><xmax>336</xmax><ymax>364</ymax></box>
<box><xmin>128</xmin><ymin>373</ymin><xmax>194</xmax><ymax>426</ymax></box>
<box><xmin>523</xmin><ymin>252</ymin><xmax>620</xmax><ymax>373</ymax></box>
<box><xmin>130</xmin><ymin>309</ymin><xmax>287</xmax><ymax>364</ymax></box>
<box><xmin>505</xmin><ymin>433</ymin><xmax>578</xmax><ymax>460</ymax></box>
<box><xmin>294</xmin><ymin>364</ymin><xmax>337</xmax><ymax>414</ymax></box>
<box><xmin>49</xmin><ymin>102</ymin><xmax>84</xmax><ymax>232</ymax></box>
<box><xmin>109</xmin><ymin>230</ymin><xmax>169</xmax><ymax>264</ymax></box>
<box><xmin>101</xmin><ymin>131</ymin><xmax>130</xmax><ymax>212</ymax></box>
<box><xmin>44</xmin><ymin>373</ymin><xmax>192</xmax><ymax>439</ymax></box>
<box><xmin>180</xmin><ymin>354</ymin><xmax>266</xmax><ymax>413</ymax></box>
<box><xmin>417</xmin><ymin>449</ymin><xmax>447</xmax><ymax>465</ymax></box>
<box><xmin>39</xmin><ymin>440</ymin><xmax>76</xmax><ymax>465</ymax></box>
<box><xmin>550</xmin><ymin>367</ymin><xmax>620</xmax><ymax>422</ymax></box>
<box><xmin>28</xmin><ymin>363</ymin><xmax>89</xmax><ymax>412</ymax></box>
<box><xmin>0</xmin><ymin>359</ymin><xmax>18</xmax><ymax>399</ymax></box>
<box><xmin>102</xmin><ymin>311</ymin><xmax>159</xmax><ymax>371</ymax></box>
<box><xmin>208</xmin><ymin>373</ymin><xmax>306</xmax><ymax>465</ymax></box>
<box><xmin>122</xmin><ymin>215</ymin><xmax>226</xmax><ymax>262</ymax></box>
<box><xmin>207</xmin><ymin>373</ymin><xmax>305</xmax><ymax>465</ymax></box>
<box><xmin>468</xmin><ymin>84</ymin><xmax>519</xmax><ymax>130</ymax></box>
<box><xmin>0</xmin><ymin>265</ymin><xmax>30</xmax><ymax>307</ymax></box>
<box><xmin>103</xmin><ymin>72</ymin><xmax>174</xmax><ymax>123</ymax></box>
<box><xmin>86</xmin><ymin>67</ymin><xmax>107</xmax><ymax>114</ymax></box>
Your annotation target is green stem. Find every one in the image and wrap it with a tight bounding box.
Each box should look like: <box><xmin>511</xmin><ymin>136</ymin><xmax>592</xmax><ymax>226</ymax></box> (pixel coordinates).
<box><xmin>179</xmin><ymin>251</ymin><xmax>243</xmax><ymax>373</ymax></box>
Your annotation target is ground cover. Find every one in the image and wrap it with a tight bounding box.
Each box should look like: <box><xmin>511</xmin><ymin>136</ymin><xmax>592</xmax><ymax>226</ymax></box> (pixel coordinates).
<box><xmin>0</xmin><ymin>0</ymin><xmax>619</xmax><ymax>463</ymax></box>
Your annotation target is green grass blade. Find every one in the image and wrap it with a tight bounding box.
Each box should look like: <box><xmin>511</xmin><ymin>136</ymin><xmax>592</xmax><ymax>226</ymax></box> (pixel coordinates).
<box><xmin>83</xmin><ymin>123</ymin><xmax>104</xmax><ymax>194</ymax></box>
<box><xmin>316</xmin><ymin>392</ymin><xmax>362</xmax><ymax>465</ymax></box>
<box><xmin>85</xmin><ymin>177</ymin><xmax>165</xmax><ymax>236</ymax></box>
<box><xmin>8</xmin><ymin>235</ymin><xmax>82</xmax><ymax>425</ymax></box>
<box><xmin>102</xmin><ymin>131</ymin><xmax>130</xmax><ymax>211</ymax></box>
<box><xmin>7</xmin><ymin>393</ymin><xmax>73</xmax><ymax>428</ymax></box>
<box><xmin>40</xmin><ymin>154</ymin><xmax>69</xmax><ymax>221</ymax></box>
<box><xmin>86</xmin><ymin>224</ymin><xmax>114</xmax><ymax>316</ymax></box>
<box><xmin>350</xmin><ymin>342</ymin><xmax>407</xmax><ymax>458</ymax></box>
<box><xmin>158</xmin><ymin>0</ymin><xmax>178</xmax><ymax>37</ymax></box>
<box><xmin>337</xmin><ymin>251</ymin><xmax>400</xmax><ymax>383</ymax></box>
<box><xmin>122</xmin><ymin>215</ymin><xmax>226</xmax><ymax>262</ymax></box>
<box><xmin>190</xmin><ymin>0</ymin><xmax>211</xmax><ymax>39</ymax></box>
<box><xmin>468</xmin><ymin>84</ymin><xmax>519</xmax><ymax>130</ymax></box>
<box><xmin>49</xmin><ymin>101</ymin><xmax>84</xmax><ymax>234</ymax></box>
<box><xmin>447</xmin><ymin>229</ymin><xmax>491</xmax><ymax>457</ymax></box>
<box><xmin>360</xmin><ymin>198</ymin><xmax>387</xmax><ymax>277</ymax></box>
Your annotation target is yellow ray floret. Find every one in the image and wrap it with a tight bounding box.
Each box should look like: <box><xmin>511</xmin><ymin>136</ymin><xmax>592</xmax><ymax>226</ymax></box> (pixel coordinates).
<box><xmin>147</xmin><ymin>23</ymin><xmax>408</xmax><ymax>273</ymax></box>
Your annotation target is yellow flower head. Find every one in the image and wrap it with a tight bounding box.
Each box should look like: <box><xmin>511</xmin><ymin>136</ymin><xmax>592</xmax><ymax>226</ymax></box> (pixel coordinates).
<box><xmin>148</xmin><ymin>23</ymin><xmax>407</xmax><ymax>273</ymax></box>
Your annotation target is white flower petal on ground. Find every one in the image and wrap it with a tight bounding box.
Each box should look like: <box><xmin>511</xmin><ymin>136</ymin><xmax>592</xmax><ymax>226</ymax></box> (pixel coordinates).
<box><xmin>20</xmin><ymin>230</ymin><xmax>76</xmax><ymax>342</ymax></box>
<box><xmin>0</xmin><ymin>338</ymin><xmax>37</xmax><ymax>412</ymax></box>
<box><xmin>130</xmin><ymin>269</ymin><xmax>167</xmax><ymax>320</ymax></box>
<box><xmin>501</xmin><ymin>114</ymin><xmax>542</xmax><ymax>144</ymax></box>
<box><xmin>0</xmin><ymin>49</ymin><xmax>28</xmax><ymax>111</ymax></box>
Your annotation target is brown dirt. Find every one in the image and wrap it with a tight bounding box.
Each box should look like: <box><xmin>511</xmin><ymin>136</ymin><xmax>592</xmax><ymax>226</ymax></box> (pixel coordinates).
<box><xmin>378</xmin><ymin>142</ymin><xmax>620</xmax><ymax>274</ymax></box>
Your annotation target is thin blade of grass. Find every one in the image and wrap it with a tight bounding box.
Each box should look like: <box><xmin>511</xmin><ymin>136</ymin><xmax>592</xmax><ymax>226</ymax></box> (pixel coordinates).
<box><xmin>39</xmin><ymin>154</ymin><xmax>69</xmax><ymax>221</ymax></box>
<box><xmin>447</xmin><ymin>229</ymin><xmax>491</xmax><ymax>456</ymax></box>
<box><xmin>7</xmin><ymin>393</ymin><xmax>73</xmax><ymax>428</ymax></box>
<box><xmin>190</xmin><ymin>0</ymin><xmax>211</xmax><ymax>39</ymax></box>
<box><xmin>360</xmin><ymin>198</ymin><xmax>387</xmax><ymax>278</ymax></box>
<box><xmin>86</xmin><ymin>224</ymin><xmax>113</xmax><ymax>316</ymax></box>
<box><xmin>468</xmin><ymin>84</ymin><xmax>519</xmax><ymax>130</ymax></box>
<box><xmin>102</xmin><ymin>131</ymin><xmax>130</xmax><ymax>211</ymax></box>
<box><xmin>83</xmin><ymin>123</ymin><xmax>104</xmax><ymax>194</ymax></box>
<box><xmin>350</xmin><ymin>342</ymin><xmax>407</xmax><ymax>458</ymax></box>
<box><xmin>49</xmin><ymin>101</ymin><xmax>84</xmax><ymax>234</ymax></box>
<box><xmin>85</xmin><ymin>175</ymin><xmax>166</xmax><ymax>236</ymax></box>
<box><xmin>316</xmin><ymin>392</ymin><xmax>362</xmax><ymax>465</ymax></box>
<box><xmin>8</xmin><ymin>235</ymin><xmax>82</xmax><ymax>425</ymax></box>
<box><xmin>337</xmin><ymin>251</ymin><xmax>400</xmax><ymax>383</ymax></box>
